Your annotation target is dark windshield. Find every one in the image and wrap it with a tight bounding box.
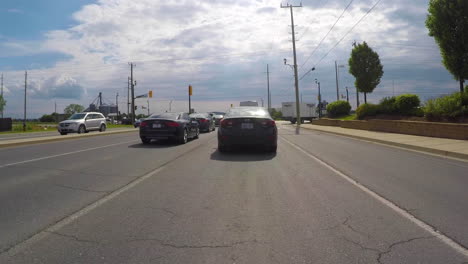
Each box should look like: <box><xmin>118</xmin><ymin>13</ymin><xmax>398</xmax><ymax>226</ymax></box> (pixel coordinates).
<box><xmin>225</xmin><ymin>107</ymin><xmax>270</xmax><ymax>118</ymax></box>
<box><xmin>68</xmin><ymin>113</ymin><xmax>86</xmax><ymax>120</ymax></box>
<box><xmin>149</xmin><ymin>113</ymin><xmax>179</xmax><ymax>119</ymax></box>
<box><xmin>190</xmin><ymin>113</ymin><xmax>208</xmax><ymax>118</ymax></box>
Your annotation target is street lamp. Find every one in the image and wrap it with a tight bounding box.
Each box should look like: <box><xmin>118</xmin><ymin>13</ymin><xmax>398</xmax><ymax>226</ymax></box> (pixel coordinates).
<box><xmin>315</xmin><ymin>78</ymin><xmax>322</xmax><ymax>118</ymax></box>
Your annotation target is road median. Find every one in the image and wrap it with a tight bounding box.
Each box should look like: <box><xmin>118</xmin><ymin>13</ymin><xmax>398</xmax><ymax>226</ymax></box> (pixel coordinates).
<box><xmin>296</xmin><ymin>123</ymin><xmax>468</xmax><ymax>161</ymax></box>
<box><xmin>0</xmin><ymin>128</ymin><xmax>138</xmax><ymax>148</ymax></box>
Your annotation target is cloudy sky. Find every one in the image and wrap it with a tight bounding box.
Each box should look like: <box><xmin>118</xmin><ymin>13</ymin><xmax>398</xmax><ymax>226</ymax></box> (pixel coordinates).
<box><xmin>0</xmin><ymin>0</ymin><xmax>457</xmax><ymax>118</ymax></box>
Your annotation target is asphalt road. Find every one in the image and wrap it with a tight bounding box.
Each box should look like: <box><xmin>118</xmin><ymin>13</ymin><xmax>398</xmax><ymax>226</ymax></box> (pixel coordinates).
<box><xmin>0</xmin><ymin>124</ymin><xmax>467</xmax><ymax>263</ymax></box>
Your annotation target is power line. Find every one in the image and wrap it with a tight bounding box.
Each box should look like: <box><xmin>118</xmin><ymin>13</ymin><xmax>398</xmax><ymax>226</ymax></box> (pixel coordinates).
<box><xmin>299</xmin><ymin>0</ymin><xmax>355</xmax><ymax>70</ymax></box>
<box><xmin>299</xmin><ymin>0</ymin><xmax>383</xmax><ymax>81</ymax></box>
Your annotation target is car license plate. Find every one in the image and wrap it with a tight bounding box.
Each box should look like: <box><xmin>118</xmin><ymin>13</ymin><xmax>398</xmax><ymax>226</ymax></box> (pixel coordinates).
<box><xmin>241</xmin><ymin>123</ymin><xmax>253</xmax><ymax>129</ymax></box>
<box><xmin>153</xmin><ymin>123</ymin><xmax>162</xmax><ymax>128</ymax></box>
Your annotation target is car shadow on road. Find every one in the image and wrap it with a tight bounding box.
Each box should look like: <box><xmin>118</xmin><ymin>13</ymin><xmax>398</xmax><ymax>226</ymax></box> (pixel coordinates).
<box><xmin>210</xmin><ymin>147</ymin><xmax>277</xmax><ymax>162</ymax></box>
<box><xmin>128</xmin><ymin>139</ymin><xmax>181</xmax><ymax>149</ymax></box>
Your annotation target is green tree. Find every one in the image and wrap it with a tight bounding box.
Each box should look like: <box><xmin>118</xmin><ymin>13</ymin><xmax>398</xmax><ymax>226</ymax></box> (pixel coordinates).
<box><xmin>64</xmin><ymin>104</ymin><xmax>84</xmax><ymax>115</ymax></box>
<box><xmin>348</xmin><ymin>42</ymin><xmax>384</xmax><ymax>103</ymax></box>
<box><xmin>426</xmin><ymin>0</ymin><xmax>468</xmax><ymax>93</ymax></box>
<box><xmin>0</xmin><ymin>94</ymin><xmax>6</xmax><ymax>114</ymax></box>
<box><xmin>39</xmin><ymin>114</ymin><xmax>55</xmax><ymax>122</ymax></box>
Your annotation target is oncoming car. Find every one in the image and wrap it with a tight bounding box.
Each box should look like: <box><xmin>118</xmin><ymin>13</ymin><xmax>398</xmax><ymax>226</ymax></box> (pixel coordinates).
<box><xmin>139</xmin><ymin>112</ymin><xmax>199</xmax><ymax>144</ymax></box>
<box><xmin>217</xmin><ymin>107</ymin><xmax>277</xmax><ymax>152</ymax></box>
<box><xmin>58</xmin><ymin>112</ymin><xmax>107</xmax><ymax>135</ymax></box>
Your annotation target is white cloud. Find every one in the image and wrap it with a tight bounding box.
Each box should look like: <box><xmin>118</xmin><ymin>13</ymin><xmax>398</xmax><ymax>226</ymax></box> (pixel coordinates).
<box><xmin>0</xmin><ymin>0</ymin><xmax>460</xmax><ymax>117</ymax></box>
<box><xmin>28</xmin><ymin>75</ymin><xmax>86</xmax><ymax>99</ymax></box>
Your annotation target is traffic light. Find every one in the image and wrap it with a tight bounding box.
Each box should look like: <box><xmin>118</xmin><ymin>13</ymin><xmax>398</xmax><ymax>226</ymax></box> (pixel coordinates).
<box><xmin>188</xmin><ymin>85</ymin><xmax>193</xmax><ymax>96</ymax></box>
<box><xmin>148</xmin><ymin>91</ymin><xmax>153</xmax><ymax>98</ymax></box>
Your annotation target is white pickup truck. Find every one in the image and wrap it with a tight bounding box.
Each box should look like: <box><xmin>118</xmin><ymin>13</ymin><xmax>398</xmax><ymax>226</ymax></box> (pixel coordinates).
<box><xmin>282</xmin><ymin>102</ymin><xmax>318</xmax><ymax>124</ymax></box>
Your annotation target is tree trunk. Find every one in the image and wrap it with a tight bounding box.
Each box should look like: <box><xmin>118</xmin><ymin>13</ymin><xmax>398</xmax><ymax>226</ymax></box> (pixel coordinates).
<box><xmin>460</xmin><ymin>79</ymin><xmax>465</xmax><ymax>93</ymax></box>
<box><xmin>364</xmin><ymin>92</ymin><xmax>367</xmax><ymax>104</ymax></box>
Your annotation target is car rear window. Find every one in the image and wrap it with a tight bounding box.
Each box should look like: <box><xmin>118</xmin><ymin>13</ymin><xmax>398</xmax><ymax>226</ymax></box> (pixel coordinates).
<box><xmin>225</xmin><ymin>108</ymin><xmax>270</xmax><ymax>118</ymax></box>
<box><xmin>150</xmin><ymin>113</ymin><xmax>180</xmax><ymax>119</ymax></box>
<box><xmin>190</xmin><ymin>113</ymin><xmax>208</xmax><ymax>118</ymax></box>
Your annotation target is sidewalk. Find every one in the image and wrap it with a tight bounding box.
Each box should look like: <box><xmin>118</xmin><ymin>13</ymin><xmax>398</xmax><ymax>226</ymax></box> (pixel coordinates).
<box><xmin>298</xmin><ymin>123</ymin><xmax>468</xmax><ymax>161</ymax></box>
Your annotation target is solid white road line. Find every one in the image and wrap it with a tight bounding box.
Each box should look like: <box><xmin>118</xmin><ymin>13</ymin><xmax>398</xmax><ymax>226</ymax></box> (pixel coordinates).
<box><xmin>0</xmin><ymin>140</ymin><xmax>139</xmax><ymax>169</ymax></box>
<box><xmin>281</xmin><ymin>136</ymin><xmax>468</xmax><ymax>258</ymax></box>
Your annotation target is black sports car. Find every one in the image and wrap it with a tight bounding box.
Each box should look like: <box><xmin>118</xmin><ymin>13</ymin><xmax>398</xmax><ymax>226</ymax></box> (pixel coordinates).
<box><xmin>217</xmin><ymin>107</ymin><xmax>277</xmax><ymax>152</ymax></box>
<box><xmin>190</xmin><ymin>113</ymin><xmax>216</xmax><ymax>132</ymax></box>
<box><xmin>139</xmin><ymin>112</ymin><xmax>199</xmax><ymax>144</ymax></box>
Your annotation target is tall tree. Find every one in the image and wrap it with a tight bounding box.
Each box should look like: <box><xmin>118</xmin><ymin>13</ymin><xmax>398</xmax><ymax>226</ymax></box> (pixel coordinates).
<box><xmin>0</xmin><ymin>95</ymin><xmax>6</xmax><ymax>114</ymax></box>
<box><xmin>64</xmin><ymin>104</ymin><xmax>84</xmax><ymax>115</ymax></box>
<box><xmin>426</xmin><ymin>0</ymin><xmax>468</xmax><ymax>93</ymax></box>
<box><xmin>348</xmin><ymin>42</ymin><xmax>384</xmax><ymax>104</ymax></box>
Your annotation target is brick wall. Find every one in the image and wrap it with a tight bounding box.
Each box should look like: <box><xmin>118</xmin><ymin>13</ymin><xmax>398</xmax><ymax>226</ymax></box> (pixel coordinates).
<box><xmin>312</xmin><ymin>119</ymin><xmax>468</xmax><ymax>140</ymax></box>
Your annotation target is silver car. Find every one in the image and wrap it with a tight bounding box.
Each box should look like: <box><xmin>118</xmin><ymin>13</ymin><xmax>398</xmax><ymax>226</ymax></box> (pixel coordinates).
<box><xmin>58</xmin><ymin>112</ymin><xmax>107</xmax><ymax>135</ymax></box>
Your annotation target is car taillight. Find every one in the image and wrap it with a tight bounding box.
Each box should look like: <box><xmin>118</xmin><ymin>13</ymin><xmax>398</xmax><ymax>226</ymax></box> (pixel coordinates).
<box><xmin>140</xmin><ymin>121</ymin><xmax>148</xmax><ymax>127</ymax></box>
<box><xmin>261</xmin><ymin>120</ymin><xmax>276</xmax><ymax>127</ymax></box>
<box><xmin>165</xmin><ymin>121</ymin><xmax>180</xmax><ymax>127</ymax></box>
<box><xmin>220</xmin><ymin>119</ymin><xmax>234</xmax><ymax>128</ymax></box>
<box><xmin>199</xmin><ymin>119</ymin><xmax>208</xmax><ymax>123</ymax></box>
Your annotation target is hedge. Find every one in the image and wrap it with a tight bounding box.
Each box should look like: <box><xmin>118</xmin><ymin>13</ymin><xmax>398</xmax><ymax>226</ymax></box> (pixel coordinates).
<box><xmin>326</xmin><ymin>100</ymin><xmax>351</xmax><ymax>117</ymax></box>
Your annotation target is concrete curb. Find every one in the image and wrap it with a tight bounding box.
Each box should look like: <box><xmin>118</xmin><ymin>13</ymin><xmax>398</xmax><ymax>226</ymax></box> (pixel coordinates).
<box><xmin>297</xmin><ymin>125</ymin><xmax>468</xmax><ymax>162</ymax></box>
<box><xmin>0</xmin><ymin>129</ymin><xmax>138</xmax><ymax>149</ymax></box>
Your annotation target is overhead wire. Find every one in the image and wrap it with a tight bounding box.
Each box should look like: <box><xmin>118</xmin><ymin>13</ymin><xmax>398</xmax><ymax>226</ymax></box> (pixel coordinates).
<box><xmin>299</xmin><ymin>0</ymin><xmax>355</xmax><ymax>70</ymax></box>
<box><xmin>299</xmin><ymin>0</ymin><xmax>384</xmax><ymax>81</ymax></box>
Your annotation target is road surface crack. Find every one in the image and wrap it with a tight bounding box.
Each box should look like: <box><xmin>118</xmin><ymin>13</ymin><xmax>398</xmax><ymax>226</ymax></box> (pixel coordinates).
<box><xmin>376</xmin><ymin>236</ymin><xmax>434</xmax><ymax>264</ymax></box>
<box><xmin>127</xmin><ymin>238</ymin><xmax>259</xmax><ymax>249</ymax></box>
<box><xmin>343</xmin><ymin>236</ymin><xmax>434</xmax><ymax>264</ymax></box>
<box><xmin>54</xmin><ymin>184</ymin><xmax>110</xmax><ymax>194</ymax></box>
<box><xmin>342</xmin><ymin>217</ymin><xmax>371</xmax><ymax>238</ymax></box>
<box><xmin>46</xmin><ymin>231</ymin><xmax>99</xmax><ymax>244</ymax></box>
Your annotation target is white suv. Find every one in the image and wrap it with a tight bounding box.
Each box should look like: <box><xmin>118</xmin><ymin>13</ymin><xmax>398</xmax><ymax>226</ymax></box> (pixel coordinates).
<box><xmin>58</xmin><ymin>112</ymin><xmax>107</xmax><ymax>135</ymax></box>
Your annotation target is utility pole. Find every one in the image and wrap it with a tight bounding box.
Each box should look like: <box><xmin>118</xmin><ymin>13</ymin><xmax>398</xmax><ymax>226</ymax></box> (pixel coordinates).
<box><xmin>281</xmin><ymin>2</ymin><xmax>302</xmax><ymax>125</ymax></box>
<box><xmin>116</xmin><ymin>92</ymin><xmax>119</xmax><ymax>120</ymax></box>
<box><xmin>147</xmin><ymin>99</ymin><xmax>150</xmax><ymax>116</ymax></box>
<box><xmin>129</xmin><ymin>63</ymin><xmax>136</xmax><ymax>123</ymax></box>
<box><xmin>1</xmin><ymin>73</ymin><xmax>3</xmax><ymax>118</ymax></box>
<box><xmin>346</xmin><ymin>87</ymin><xmax>349</xmax><ymax>103</ymax></box>
<box><xmin>266</xmin><ymin>64</ymin><xmax>271</xmax><ymax>112</ymax></box>
<box><xmin>301</xmin><ymin>93</ymin><xmax>303</xmax><ymax>103</ymax></box>
<box><xmin>315</xmin><ymin>80</ymin><xmax>322</xmax><ymax>118</ymax></box>
<box><xmin>23</xmin><ymin>71</ymin><xmax>27</xmax><ymax>131</ymax></box>
<box><xmin>127</xmin><ymin>77</ymin><xmax>130</xmax><ymax>116</ymax></box>
<box><xmin>169</xmin><ymin>100</ymin><xmax>172</xmax><ymax>112</ymax></box>
<box><xmin>188</xmin><ymin>85</ymin><xmax>192</xmax><ymax>114</ymax></box>
<box><xmin>392</xmin><ymin>80</ymin><xmax>395</xmax><ymax>96</ymax></box>
<box><xmin>335</xmin><ymin>61</ymin><xmax>339</xmax><ymax>101</ymax></box>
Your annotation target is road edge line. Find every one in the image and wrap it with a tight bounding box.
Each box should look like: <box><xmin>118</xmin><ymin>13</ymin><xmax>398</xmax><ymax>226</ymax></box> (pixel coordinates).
<box><xmin>296</xmin><ymin>125</ymin><xmax>468</xmax><ymax>162</ymax></box>
<box><xmin>281</xmin><ymin>135</ymin><xmax>468</xmax><ymax>258</ymax></box>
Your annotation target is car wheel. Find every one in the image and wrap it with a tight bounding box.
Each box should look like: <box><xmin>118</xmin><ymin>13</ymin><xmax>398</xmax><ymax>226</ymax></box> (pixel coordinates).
<box><xmin>290</xmin><ymin>119</ymin><xmax>296</xmax><ymax>124</ymax></box>
<box><xmin>179</xmin><ymin>129</ymin><xmax>188</xmax><ymax>144</ymax></box>
<box><xmin>77</xmin><ymin>125</ymin><xmax>86</xmax><ymax>134</ymax></box>
<box><xmin>141</xmin><ymin>137</ymin><xmax>151</xmax><ymax>144</ymax></box>
<box><xmin>99</xmin><ymin>124</ymin><xmax>106</xmax><ymax>132</ymax></box>
<box><xmin>60</xmin><ymin>132</ymin><xmax>67</xmax><ymax>135</ymax></box>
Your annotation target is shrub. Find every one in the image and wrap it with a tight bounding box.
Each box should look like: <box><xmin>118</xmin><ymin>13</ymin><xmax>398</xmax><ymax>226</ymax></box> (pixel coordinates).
<box><xmin>424</xmin><ymin>91</ymin><xmax>468</xmax><ymax>120</ymax></box>
<box><xmin>356</xmin><ymin>103</ymin><xmax>379</xmax><ymax>119</ymax></box>
<box><xmin>377</xmin><ymin>96</ymin><xmax>397</xmax><ymax>115</ymax></box>
<box><xmin>395</xmin><ymin>94</ymin><xmax>420</xmax><ymax>115</ymax></box>
<box><xmin>326</xmin><ymin>100</ymin><xmax>351</xmax><ymax>117</ymax></box>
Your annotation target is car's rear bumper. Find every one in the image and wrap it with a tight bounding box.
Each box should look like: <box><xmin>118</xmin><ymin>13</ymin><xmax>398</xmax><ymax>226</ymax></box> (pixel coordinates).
<box><xmin>140</xmin><ymin>131</ymin><xmax>178</xmax><ymax>140</ymax></box>
<box><xmin>218</xmin><ymin>134</ymin><xmax>277</xmax><ymax>147</ymax></box>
